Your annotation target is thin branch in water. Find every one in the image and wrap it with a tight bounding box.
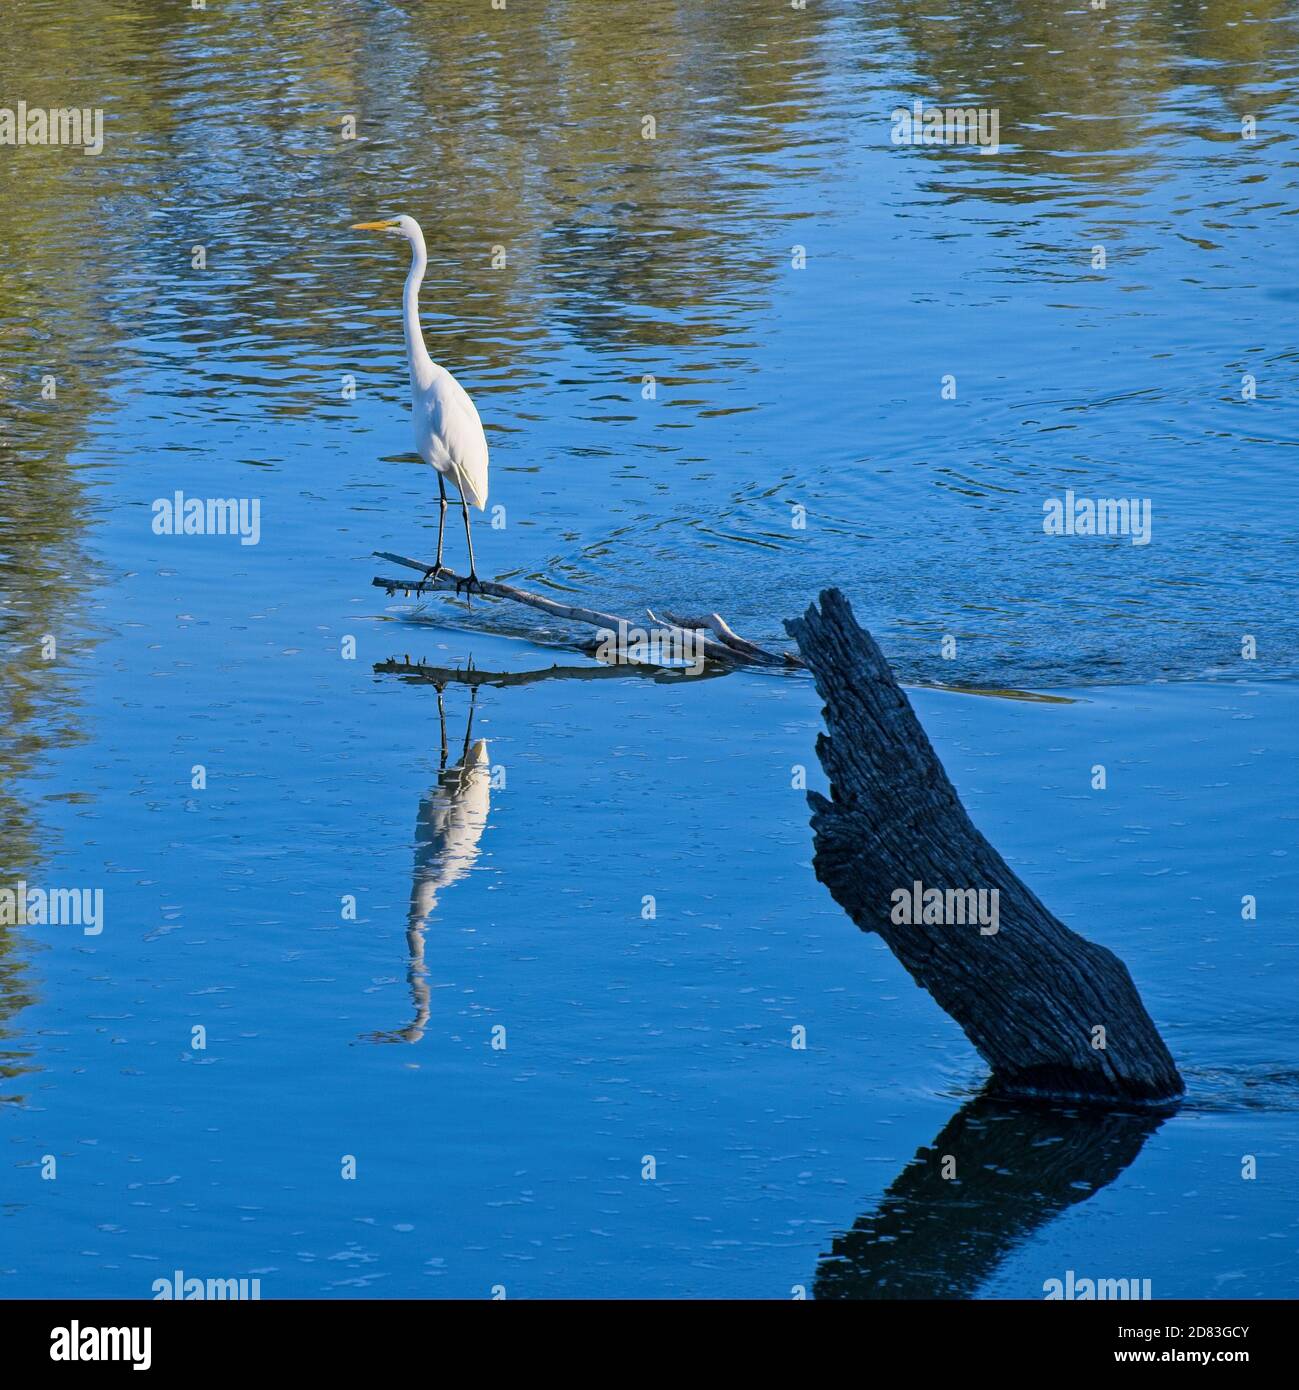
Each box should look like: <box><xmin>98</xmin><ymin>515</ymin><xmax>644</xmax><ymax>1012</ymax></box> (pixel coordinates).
<box><xmin>372</xmin><ymin>550</ymin><xmax>803</xmax><ymax>670</ymax></box>
<box><xmin>375</xmin><ymin>657</ymin><xmax>729</xmax><ymax>688</ymax></box>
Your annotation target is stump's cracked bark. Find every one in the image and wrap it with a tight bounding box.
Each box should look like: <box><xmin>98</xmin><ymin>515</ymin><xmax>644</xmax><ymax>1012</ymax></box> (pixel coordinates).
<box><xmin>786</xmin><ymin>589</ymin><xmax>1184</xmax><ymax>1107</ymax></box>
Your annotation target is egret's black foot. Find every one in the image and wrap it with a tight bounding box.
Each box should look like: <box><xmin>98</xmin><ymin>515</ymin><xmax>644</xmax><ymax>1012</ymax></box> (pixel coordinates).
<box><xmin>422</xmin><ymin>564</ymin><xmax>444</xmax><ymax>586</ymax></box>
<box><xmin>455</xmin><ymin>572</ymin><xmax>483</xmax><ymax>597</ymax></box>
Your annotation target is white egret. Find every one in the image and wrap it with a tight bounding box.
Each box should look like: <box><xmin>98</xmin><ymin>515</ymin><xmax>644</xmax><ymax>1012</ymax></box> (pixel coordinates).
<box><xmin>352</xmin><ymin>214</ymin><xmax>489</xmax><ymax>590</ymax></box>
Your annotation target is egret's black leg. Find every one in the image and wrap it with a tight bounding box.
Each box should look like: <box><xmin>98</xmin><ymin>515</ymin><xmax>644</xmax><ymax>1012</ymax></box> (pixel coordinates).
<box><xmin>462</xmin><ymin>687</ymin><xmax>477</xmax><ymax>759</ymax></box>
<box><xmin>455</xmin><ymin>486</ymin><xmax>480</xmax><ymax>595</ymax></box>
<box><xmin>436</xmin><ymin>688</ymin><xmax>448</xmax><ymax>772</ymax></box>
<box><xmin>462</xmin><ymin>679</ymin><xmax>480</xmax><ymax>753</ymax></box>
<box><xmin>463</xmin><ymin>501</ymin><xmax>477</xmax><ymax>588</ymax></box>
<box><xmin>424</xmin><ymin>473</ymin><xmax>448</xmax><ymax>584</ymax></box>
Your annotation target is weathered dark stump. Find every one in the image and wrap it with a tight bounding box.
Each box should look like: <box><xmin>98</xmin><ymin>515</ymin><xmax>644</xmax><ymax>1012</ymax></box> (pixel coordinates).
<box><xmin>786</xmin><ymin>589</ymin><xmax>1184</xmax><ymax>1107</ymax></box>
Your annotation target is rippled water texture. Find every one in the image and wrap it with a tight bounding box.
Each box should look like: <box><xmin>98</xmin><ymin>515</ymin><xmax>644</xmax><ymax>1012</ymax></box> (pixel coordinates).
<box><xmin>1</xmin><ymin>0</ymin><xmax>1296</xmax><ymax>1298</ymax></box>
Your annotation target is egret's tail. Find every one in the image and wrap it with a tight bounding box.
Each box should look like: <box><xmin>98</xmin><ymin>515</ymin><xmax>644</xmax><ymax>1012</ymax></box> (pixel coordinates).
<box><xmin>451</xmin><ymin>462</ymin><xmax>487</xmax><ymax>511</ymax></box>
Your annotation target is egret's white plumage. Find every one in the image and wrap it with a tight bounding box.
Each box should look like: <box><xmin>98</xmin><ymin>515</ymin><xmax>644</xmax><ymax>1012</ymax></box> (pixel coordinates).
<box><xmin>408</xmin><ymin>737</ymin><xmax>492</xmax><ymax>930</ymax></box>
<box><xmin>416</xmin><ymin>367</ymin><xmax>489</xmax><ymax>511</ymax></box>
<box><xmin>373</xmin><ymin>697</ymin><xmax>491</xmax><ymax>1045</ymax></box>
<box><xmin>352</xmin><ymin>213</ymin><xmax>489</xmax><ymax>582</ymax></box>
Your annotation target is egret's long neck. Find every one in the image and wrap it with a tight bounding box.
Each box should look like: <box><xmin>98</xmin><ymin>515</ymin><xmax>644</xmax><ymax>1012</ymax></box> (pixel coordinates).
<box><xmin>402</xmin><ymin>233</ymin><xmax>435</xmax><ymax>385</ymax></box>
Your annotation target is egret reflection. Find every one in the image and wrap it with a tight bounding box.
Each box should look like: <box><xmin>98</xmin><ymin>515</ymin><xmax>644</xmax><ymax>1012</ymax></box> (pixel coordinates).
<box><xmin>367</xmin><ymin>688</ymin><xmax>490</xmax><ymax>1045</ymax></box>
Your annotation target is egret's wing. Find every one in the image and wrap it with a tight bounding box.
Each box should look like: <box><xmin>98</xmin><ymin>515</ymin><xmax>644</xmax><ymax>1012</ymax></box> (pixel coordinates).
<box><xmin>420</xmin><ymin>369</ymin><xmax>489</xmax><ymax>509</ymax></box>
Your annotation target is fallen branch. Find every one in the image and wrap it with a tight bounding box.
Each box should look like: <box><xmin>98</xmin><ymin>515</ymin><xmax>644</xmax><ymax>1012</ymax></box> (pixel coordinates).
<box><xmin>375</xmin><ymin>657</ymin><xmax>729</xmax><ymax>688</ymax></box>
<box><xmin>787</xmin><ymin>588</ymin><xmax>1184</xmax><ymax>1108</ymax></box>
<box><xmin>372</xmin><ymin>551</ymin><xmax>803</xmax><ymax>669</ymax></box>
<box><xmin>652</xmin><ymin>608</ymin><xmax>795</xmax><ymax>666</ymax></box>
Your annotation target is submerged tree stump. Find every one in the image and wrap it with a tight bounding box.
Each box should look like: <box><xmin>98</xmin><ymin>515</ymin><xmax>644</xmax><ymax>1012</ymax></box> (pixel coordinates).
<box><xmin>786</xmin><ymin>589</ymin><xmax>1184</xmax><ymax>1107</ymax></box>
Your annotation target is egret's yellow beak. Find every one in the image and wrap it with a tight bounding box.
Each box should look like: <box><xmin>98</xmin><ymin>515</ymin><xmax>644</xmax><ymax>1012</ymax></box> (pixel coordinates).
<box><xmin>351</xmin><ymin>219</ymin><xmax>399</xmax><ymax>232</ymax></box>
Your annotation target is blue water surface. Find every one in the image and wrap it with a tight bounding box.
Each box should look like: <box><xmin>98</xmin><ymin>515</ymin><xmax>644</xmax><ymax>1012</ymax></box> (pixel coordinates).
<box><xmin>2</xmin><ymin>0</ymin><xmax>1297</xmax><ymax>1298</ymax></box>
